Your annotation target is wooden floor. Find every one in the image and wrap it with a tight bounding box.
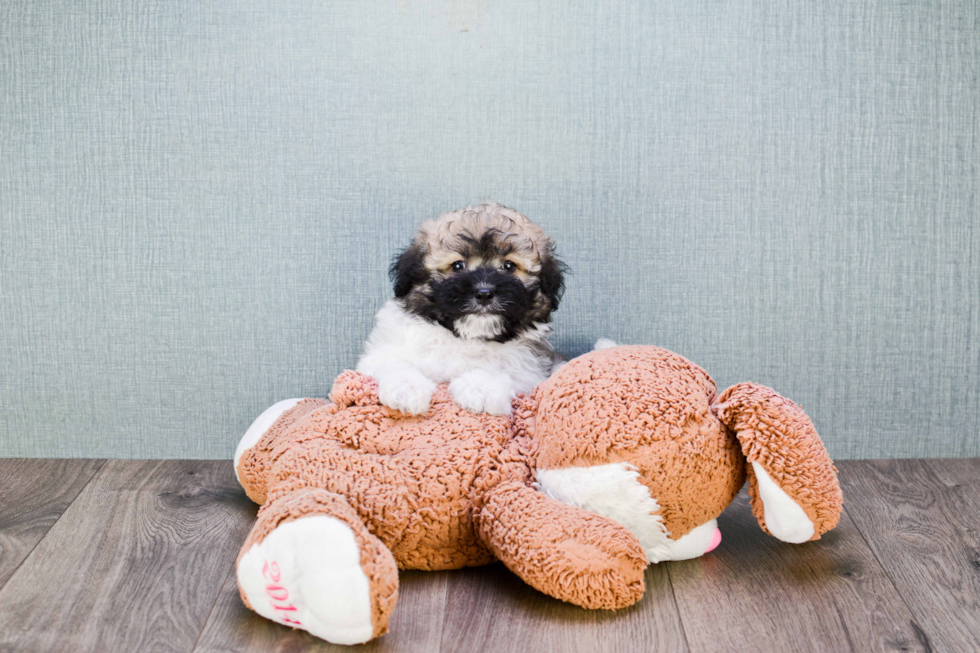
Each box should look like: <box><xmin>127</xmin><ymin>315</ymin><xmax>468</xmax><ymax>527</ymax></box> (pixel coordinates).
<box><xmin>0</xmin><ymin>460</ymin><xmax>978</xmax><ymax>652</ymax></box>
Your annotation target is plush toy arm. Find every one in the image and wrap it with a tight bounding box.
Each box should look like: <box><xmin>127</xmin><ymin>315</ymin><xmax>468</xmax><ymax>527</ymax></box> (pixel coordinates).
<box><xmin>714</xmin><ymin>382</ymin><xmax>843</xmax><ymax>541</ymax></box>
<box><xmin>237</xmin><ymin>398</ymin><xmax>331</xmax><ymax>504</ymax></box>
<box><xmin>329</xmin><ymin>370</ymin><xmax>382</xmax><ymax>408</ymax></box>
<box><xmin>475</xmin><ymin>481</ymin><xmax>647</xmax><ymax>610</ymax></box>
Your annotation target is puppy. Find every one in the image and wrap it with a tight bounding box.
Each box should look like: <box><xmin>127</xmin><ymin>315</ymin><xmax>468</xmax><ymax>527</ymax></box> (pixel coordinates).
<box><xmin>356</xmin><ymin>203</ymin><xmax>566</xmax><ymax>416</ymax></box>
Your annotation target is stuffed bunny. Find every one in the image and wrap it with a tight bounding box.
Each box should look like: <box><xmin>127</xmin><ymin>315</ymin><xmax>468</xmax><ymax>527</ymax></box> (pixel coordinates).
<box><xmin>233</xmin><ymin>343</ymin><xmax>842</xmax><ymax>645</ymax></box>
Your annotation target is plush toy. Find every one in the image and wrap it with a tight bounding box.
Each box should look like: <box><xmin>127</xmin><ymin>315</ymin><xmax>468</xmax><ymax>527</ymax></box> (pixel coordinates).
<box><xmin>232</xmin><ymin>342</ymin><xmax>842</xmax><ymax>645</ymax></box>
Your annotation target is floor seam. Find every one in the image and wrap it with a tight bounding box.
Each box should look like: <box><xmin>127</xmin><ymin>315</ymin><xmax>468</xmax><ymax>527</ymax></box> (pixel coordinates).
<box><xmin>189</xmin><ymin>563</ymin><xmax>238</xmax><ymax>653</ymax></box>
<box><xmin>189</xmin><ymin>460</ymin><xmax>255</xmax><ymax>653</ymax></box>
<box><xmin>839</xmin><ymin>462</ymin><xmax>937</xmax><ymax>651</ymax></box>
<box><xmin>0</xmin><ymin>458</ymin><xmax>108</xmax><ymax>595</ymax></box>
<box><xmin>437</xmin><ymin>572</ymin><xmax>451</xmax><ymax>653</ymax></box>
<box><xmin>663</xmin><ymin>562</ymin><xmax>693</xmax><ymax>653</ymax></box>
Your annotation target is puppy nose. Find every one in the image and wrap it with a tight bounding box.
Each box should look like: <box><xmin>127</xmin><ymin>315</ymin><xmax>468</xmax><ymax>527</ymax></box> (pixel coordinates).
<box><xmin>475</xmin><ymin>287</ymin><xmax>495</xmax><ymax>303</ymax></box>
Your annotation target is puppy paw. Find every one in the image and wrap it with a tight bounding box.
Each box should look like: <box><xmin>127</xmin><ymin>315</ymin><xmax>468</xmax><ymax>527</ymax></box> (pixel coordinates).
<box><xmin>376</xmin><ymin>370</ymin><xmax>436</xmax><ymax>415</ymax></box>
<box><xmin>450</xmin><ymin>370</ymin><xmax>515</xmax><ymax>416</ymax></box>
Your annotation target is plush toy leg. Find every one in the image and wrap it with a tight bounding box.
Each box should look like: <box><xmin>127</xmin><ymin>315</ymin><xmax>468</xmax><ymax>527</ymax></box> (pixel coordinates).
<box><xmin>236</xmin><ymin>488</ymin><xmax>398</xmax><ymax>645</ymax></box>
<box><xmin>714</xmin><ymin>382</ymin><xmax>843</xmax><ymax>542</ymax></box>
<box><xmin>476</xmin><ymin>481</ymin><xmax>648</xmax><ymax>610</ymax></box>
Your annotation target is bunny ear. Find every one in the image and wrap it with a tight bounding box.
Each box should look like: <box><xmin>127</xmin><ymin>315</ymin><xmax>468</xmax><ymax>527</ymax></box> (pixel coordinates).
<box><xmin>714</xmin><ymin>382</ymin><xmax>842</xmax><ymax>541</ymax></box>
<box><xmin>329</xmin><ymin>371</ymin><xmax>381</xmax><ymax>409</ymax></box>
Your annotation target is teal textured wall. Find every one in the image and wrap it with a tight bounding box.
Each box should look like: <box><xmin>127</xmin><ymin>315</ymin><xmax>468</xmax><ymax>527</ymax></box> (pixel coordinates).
<box><xmin>1</xmin><ymin>0</ymin><xmax>978</xmax><ymax>459</ymax></box>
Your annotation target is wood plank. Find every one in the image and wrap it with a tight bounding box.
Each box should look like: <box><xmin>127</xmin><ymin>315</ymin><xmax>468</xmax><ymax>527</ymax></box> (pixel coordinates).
<box><xmin>0</xmin><ymin>459</ymin><xmax>104</xmax><ymax>588</ymax></box>
<box><xmin>668</xmin><ymin>487</ymin><xmax>928</xmax><ymax>653</ymax></box>
<box><xmin>3</xmin><ymin>457</ymin><xmax>973</xmax><ymax>652</ymax></box>
<box><xmin>0</xmin><ymin>460</ymin><xmax>255</xmax><ymax>653</ymax></box>
<box><xmin>840</xmin><ymin>458</ymin><xmax>980</xmax><ymax>652</ymax></box>
<box><xmin>193</xmin><ymin>568</ymin><xmax>449</xmax><ymax>652</ymax></box>
<box><xmin>441</xmin><ymin>561</ymin><xmax>688</xmax><ymax>653</ymax></box>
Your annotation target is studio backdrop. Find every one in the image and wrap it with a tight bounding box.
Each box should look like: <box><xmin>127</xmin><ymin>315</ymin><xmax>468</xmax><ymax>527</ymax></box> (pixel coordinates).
<box><xmin>2</xmin><ymin>0</ymin><xmax>978</xmax><ymax>459</ymax></box>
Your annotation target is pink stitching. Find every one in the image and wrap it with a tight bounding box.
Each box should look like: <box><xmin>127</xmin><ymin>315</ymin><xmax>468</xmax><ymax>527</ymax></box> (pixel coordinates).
<box><xmin>262</xmin><ymin>559</ymin><xmax>302</xmax><ymax>627</ymax></box>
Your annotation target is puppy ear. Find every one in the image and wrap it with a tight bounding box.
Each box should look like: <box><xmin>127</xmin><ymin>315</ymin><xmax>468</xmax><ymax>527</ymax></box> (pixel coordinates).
<box><xmin>390</xmin><ymin>242</ymin><xmax>429</xmax><ymax>298</ymax></box>
<box><xmin>538</xmin><ymin>253</ymin><xmax>567</xmax><ymax>311</ymax></box>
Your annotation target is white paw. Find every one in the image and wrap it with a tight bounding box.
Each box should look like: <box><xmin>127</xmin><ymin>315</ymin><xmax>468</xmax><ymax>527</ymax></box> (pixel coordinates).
<box><xmin>449</xmin><ymin>370</ymin><xmax>514</xmax><ymax>416</ymax></box>
<box><xmin>752</xmin><ymin>462</ymin><xmax>816</xmax><ymax>543</ymax></box>
<box><xmin>238</xmin><ymin>515</ymin><xmax>375</xmax><ymax>645</ymax></box>
<box><xmin>377</xmin><ymin>371</ymin><xmax>436</xmax><ymax>415</ymax></box>
<box><xmin>234</xmin><ymin>398</ymin><xmax>303</xmax><ymax>482</ymax></box>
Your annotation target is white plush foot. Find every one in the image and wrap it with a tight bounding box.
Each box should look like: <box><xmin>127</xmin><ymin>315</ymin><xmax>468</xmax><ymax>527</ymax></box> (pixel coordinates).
<box><xmin>234</xmin><ymin>398</ymin><xmax>303</xmax><ymax>482</ymax></box>
<box><xmin>377</xmin><ymin>370</ymin><xmax>436</xmax><ymax>415</ymax></box>
<box><xmin>660</xmin><ymin>519</ymin><xmax>722</xmax><ymax>561</ymax></box>
<box><xmin>752</xmin><ymin>461</ymin><xmax>816</xmax><ymax>543</ymax></box>
<box><xmin>536</xmin><ymin>462</ymin><xmax>672</xmax><ymax>563</ymax></box>
<box><xmin>238</xmin><ymin>515</ymin><xmax>375</xmax><ymax>645</ymax></box>
<box><xmin>449</xmin><ymin>369</ymin><xmax>514</xmax><ymax>416</ymax></box>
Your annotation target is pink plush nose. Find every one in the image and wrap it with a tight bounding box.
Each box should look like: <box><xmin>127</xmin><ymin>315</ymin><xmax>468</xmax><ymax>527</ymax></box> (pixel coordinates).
<box><xmin>705</xmin><ymin>527</ymin><xmax>722</xmax><ymax>553</ymax></box>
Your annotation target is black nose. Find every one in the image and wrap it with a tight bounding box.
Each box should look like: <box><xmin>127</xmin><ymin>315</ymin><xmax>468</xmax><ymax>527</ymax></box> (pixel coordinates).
<box><xmin>475</xmin><ymin>287</ymin><xmax>495</xmax><ymax>303</ymax></box>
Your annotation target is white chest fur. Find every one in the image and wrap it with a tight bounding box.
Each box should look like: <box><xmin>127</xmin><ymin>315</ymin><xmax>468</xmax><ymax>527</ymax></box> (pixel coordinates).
<box><xmin>356</xmin><ymin>300</ymin><xmax>554</xmax><ymax>393</ymax></box>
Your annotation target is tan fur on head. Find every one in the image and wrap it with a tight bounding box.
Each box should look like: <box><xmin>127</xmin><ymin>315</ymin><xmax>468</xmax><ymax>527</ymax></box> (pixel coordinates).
<box><xmin>417</xmin><ymin>203</ymin><xmax>552</xmax><ymax>278</ymax></box>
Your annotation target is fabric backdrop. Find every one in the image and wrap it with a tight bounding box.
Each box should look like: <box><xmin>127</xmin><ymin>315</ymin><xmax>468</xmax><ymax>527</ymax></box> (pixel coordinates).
<box><xmin>2</xmin><ymin>0</ymin><xmax>978</xmax><ymax>459</ymax></box>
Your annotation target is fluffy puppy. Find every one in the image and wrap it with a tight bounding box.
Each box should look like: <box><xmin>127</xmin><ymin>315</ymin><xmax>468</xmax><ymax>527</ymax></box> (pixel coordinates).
<box><xmin>356</xmin><ymin>203</ymin><xmax>566</xmax><ymax>416</ymax></box>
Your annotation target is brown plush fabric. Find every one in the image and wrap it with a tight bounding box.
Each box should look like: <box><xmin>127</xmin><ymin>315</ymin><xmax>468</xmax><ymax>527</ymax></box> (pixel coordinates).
<box><xmin>234</xmin><ymin>346</ymin><xmax>842</xmax><ymax>643</ymax></box>
<box><xmin>714</xmin><ymin>382</ymin><xmax>843</xmax><ymax>539</ymax></box>
<box><xmin>533</xmin><ymin>346</ymin><xmax>746</xmax><ymax>538</ymax></box>
<box><xmin>236</xmin><ymin>488</ymin><xmax>399</xmax><ymax>639</ymax></box>
<box><xmin>476</xmin><ymin>481</ymin><xmax>647</xmax><ymax>609</ymax></box>
<box><xmin>237</xmin><ymin>398</ymin><xmax>328</xmax><ymax>504</ymax></box>
<box><xmin>241</xmin><ymin>371</ymin><xmax>533</xmax><ymax>571</ymax></box>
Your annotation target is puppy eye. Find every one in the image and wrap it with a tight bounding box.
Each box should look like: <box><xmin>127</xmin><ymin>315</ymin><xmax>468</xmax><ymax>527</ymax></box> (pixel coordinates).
<box><xmin>502</xmin><ymin>260</ymin><xmax>516</xmax><ymax>272</ymax></box>
<box><xmin>451</xmin><ymin>260</ymin><xmax>466</xmax><ymax>272</ymax></box>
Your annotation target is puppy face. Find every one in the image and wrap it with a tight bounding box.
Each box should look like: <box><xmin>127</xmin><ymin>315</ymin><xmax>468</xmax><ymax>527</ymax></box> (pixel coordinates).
<box><xmin>390</xmin><ymin>203</ymin><xmax>566</xmax><ymax>342</ymax></box>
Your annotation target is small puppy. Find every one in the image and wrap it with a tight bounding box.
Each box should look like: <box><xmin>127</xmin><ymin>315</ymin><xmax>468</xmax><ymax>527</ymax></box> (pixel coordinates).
<box><xmin>356</xmin><ymin>203</ymin><xmax>566</xmax><ymax>416</ymax></box>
